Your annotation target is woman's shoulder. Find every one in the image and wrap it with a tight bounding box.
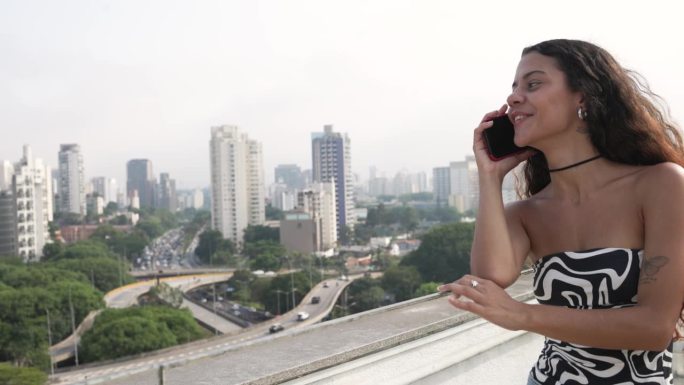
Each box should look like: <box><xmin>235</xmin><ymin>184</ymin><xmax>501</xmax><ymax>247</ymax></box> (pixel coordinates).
<box><xmin>635</xmin><ymin>162</ymin><xmax>684</xmax><ymax>184</ymax></box>
<box><xmin>634</xmin><ymin>162</ymin><xmax>684</xmax><ymax>197</ymax></box>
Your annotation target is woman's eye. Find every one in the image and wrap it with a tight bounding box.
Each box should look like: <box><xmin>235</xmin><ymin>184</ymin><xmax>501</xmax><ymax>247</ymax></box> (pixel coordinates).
<box><xmin>528</xmin><ymin>81</ymin><xmax>541</xmax><ymax>89</ymax></box>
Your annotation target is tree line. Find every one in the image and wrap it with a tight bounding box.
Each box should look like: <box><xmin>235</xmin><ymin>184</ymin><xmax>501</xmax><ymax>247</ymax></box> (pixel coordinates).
<box><xmin>333</xmin><ymin>222</ymin><xmax>475</xmax><ymax>316</ymax></box>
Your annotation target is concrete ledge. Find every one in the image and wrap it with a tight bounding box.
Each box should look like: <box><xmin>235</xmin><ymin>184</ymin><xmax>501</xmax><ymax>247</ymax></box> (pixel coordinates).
<box><xmin>284</xmin><ymin>301</ymin><xmax>542</xmax><ymax>385</ymax></box>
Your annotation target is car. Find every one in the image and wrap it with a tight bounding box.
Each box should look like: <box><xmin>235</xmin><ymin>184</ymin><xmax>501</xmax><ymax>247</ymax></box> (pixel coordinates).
<box><xmin>269</xmin><ymin>323</ymin><xmax>284</xmax><ymax>333</ymax></box>
<box><xmin>297</xmin><ymin>311</ymin><xmax>309</xmax><ymax>321</ymax></box>
<box><xmin>323</xmin><ymin>282</ymin><xmax>329</xmax><ymax>288</ymax></box>
<box><xmin>311</xmin><ymin>296</ymin><xmax>321</xmax><ymax>304</ymax></box>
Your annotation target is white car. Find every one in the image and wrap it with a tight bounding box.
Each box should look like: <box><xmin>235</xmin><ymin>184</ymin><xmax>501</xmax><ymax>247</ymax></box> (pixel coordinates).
<box><xmin>297</xmin><ymin>311</ymin><xmax>309</xmax><ymax>321</ymax></box>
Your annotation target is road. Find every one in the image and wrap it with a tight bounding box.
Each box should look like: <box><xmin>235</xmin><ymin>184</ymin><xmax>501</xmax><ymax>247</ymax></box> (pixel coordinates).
<box><xmin>49</xmin><ymin>273</ymin><xmax>235</xmax><ymax>363</ymax></box>
<box><xmin>49</xmin><ymin>275</ymin><xmax>361</xmax><ymax>385</ymax></box>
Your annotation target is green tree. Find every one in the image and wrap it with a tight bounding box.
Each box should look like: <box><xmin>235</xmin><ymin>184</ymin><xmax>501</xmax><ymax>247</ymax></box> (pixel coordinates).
<box><xmin>136</xmin><ymin>219</ymin><xmax>164</xmax><ymax>239</ymax></box>
<box><xmin>347</xmin><ymin>277</ymin><xmax>385</xmax><ymax>312</ymax></box>
<box><xmin>109</xmin><ymin>214</ymin><xmax>129</xmax><ymax>225</ymax></box>
<box><xmin>262</xmin><ymin>272</ymin><xmax>311</xmax><ymax>314</ymax></box>
<box><xmin>250</xmin><ymin>253</ymin><xmax>279</xmax><ymax>271</ymax></box>
<box><xmin>0</xmin><ymin>288</ymin><xmax>52</xmax><ymax>367</ymax></box>
<box><xmin>244</xmin><ymin>240</ymin><xmax>286</xmax><ymax>271</ymax></box>
<box><xmin>400</xmin><ymin>222</ymin><xmax>474</xmax><ymax>283</ymax></box>
<box><xmin>91</xmin><ymin>226</ymin><xmax>150</xmax><ymax>260</ymax></box>
<box><xmin>81</xmin><ymin>316</ymin><xmax>176</xmax><ymax>362</ymax></box>
<box><xmin>397</xmin><ymin>206</ymin><xmax>420</xmax><ymax>231</ymax></box>
<box><xmin>0</xmin><ymin>261</ymin><xmax>105</xmax><ymax>367</ymax></box>
<box><xmin>103</xmin><ymin>202</ymin><xmax>119</xmax><ymax>216</ymax></box>
<box><xmin>243</xmin><ymin>225</ymin><xmax>279</xmax><ymax>243</ymax></box>
<box><xmin>52</xmin><ymin>257</ymin><xmax>132</xmax><ymax>292</ymax></box>
<box><xmin>414</xmin><ymin>282</ymin><xmax>440</xmax><ymax>297</ymax></box>
<box><xmin>152</xmin><ymin>209</ymin><xmax>179</xmax><ymax>230</ymax></box>
<box><xmin>80</xmin><ymin>306</ymin><xmax>203</xmax><ymax>363</ymax></box>
<box><xmin>61</xmin><ymin>240</ymin><xmax>111</xmax><ymax>260</ymax></box>
<box><xmin>195</xmin><ymin>230</ymin><xmax>235</xmax><ymax>265</ymax></box>
<box><xmin>42</xmin><ymin>242</ymin><xmax>64</xmax><ymax>259</ymax></box>
<box><xmin>0</xmin><ymin>363</ymin><xmax>47</xmax><ymax>385</ymax></box>
<box><xmin>380</xmin><ymin>265</ymin><xmax>422</xmax><ymax>302</ymax></box>
<box><xmin>225</xmin><ymin>270</ymin><xmax>256</xmax><ymax>303</ymax></box>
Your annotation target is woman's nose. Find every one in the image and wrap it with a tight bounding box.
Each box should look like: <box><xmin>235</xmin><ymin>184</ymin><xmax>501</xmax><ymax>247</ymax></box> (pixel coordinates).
<box><xmin>507</xmin><ymin>89</ymin><xmax>523</xmax><ymax>106</ymax></box>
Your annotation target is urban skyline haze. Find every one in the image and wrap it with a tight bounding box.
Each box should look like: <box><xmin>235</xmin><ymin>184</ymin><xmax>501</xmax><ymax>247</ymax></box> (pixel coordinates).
<box><xmin>2</xmin><ymin>0</ymin><xmax>682</xmax><ymax>188</ymax></box>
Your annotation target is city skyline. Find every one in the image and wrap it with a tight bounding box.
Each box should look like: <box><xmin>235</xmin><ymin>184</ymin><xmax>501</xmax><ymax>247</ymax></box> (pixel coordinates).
<box><xmin>2</xmin><ymin>1</ymin><xmax>683</xmax><ymax>189</ymax></box>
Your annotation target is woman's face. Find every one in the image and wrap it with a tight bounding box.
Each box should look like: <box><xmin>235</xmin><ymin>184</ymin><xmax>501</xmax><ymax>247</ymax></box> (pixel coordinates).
<box><xmin>506</xmin><ymin>52</ymin><xmax>583</xmax><ymax>149</ymax></box>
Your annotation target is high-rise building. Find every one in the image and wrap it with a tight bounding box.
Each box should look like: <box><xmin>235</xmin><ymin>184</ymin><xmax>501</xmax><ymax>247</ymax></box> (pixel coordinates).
<box><xmin>158</xmin><ymin>172</ymin><xmax>178</xmax><ymax>212</ymax></box>
<box><xmin>311</xmin><ymin>125</ymin><xmax>354</xmax><ymax>240</ymax></box>
<box><xmin>0</xmin><ymin>161</ymin><xmax>13</xmax><ymax>190</ymax></box>
<box><xmin>86</xmin><ymin>194</ymin><xmax>105</xmax><ymax>216</ymax></box>
<box><xmin>91</xmin><ymin>177</ymin><xmax>118</xmax><ymax>204</ymax></box>
<box><xmin>274</xmin><ymin>164</ymin><xmax>304</xmax><ymax>189</ymax></box>
<box><xmin>0</xmin><ymin>190</ymin><xmax>17</xmax><ymax>257</ymax></box>
<box><xmin>449</xmin><ymin>156</ymin><xmax>479</xmax><ymax>213</ymax></box>
<box><xmin>58</xmin><ymin>144</ymin><xmax>86</xmax><ymax>216</ymax></box>
<box><xmin>210</xmin><ymin>125</ymin><xmax>265</xmax><ymax>243</ymax></box>
<box><xmin>270</xmin><ymin>182</ymin><xmax>297</xmax><ymax>211</ymax></box>
<box><xmin>127</xmin><ymin>159</ymin><xmax>156</xmax><ymax>209</ymax></box>
<box><xmin>368</xmin><ymin>176</ymin><xmax>389</xmax><ymax>197</ymax></box>
<box><xmin>297</xmin><ymin>182</ymin><xmax>337</xmax><ymax>251</ymax></box>
<box><xmin>433</xmin><ymin>167</ymin><xmax>451</xmax><ymax>206</ymax></box>
<box><xmin>10</xmin><ymin>146</ymin><xmax>53</xmax><ymax>261</ymax></box>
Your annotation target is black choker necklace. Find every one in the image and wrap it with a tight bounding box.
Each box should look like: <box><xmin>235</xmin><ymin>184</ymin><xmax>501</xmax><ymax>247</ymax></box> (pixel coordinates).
<box><xmin>548</xmin><ymin>155</ymin><xmax>602</xmax><ymax>173</ymax></box>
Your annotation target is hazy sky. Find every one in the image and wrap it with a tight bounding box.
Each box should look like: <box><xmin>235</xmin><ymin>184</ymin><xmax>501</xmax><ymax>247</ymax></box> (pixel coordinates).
<box><xmin>2</xmin><ymin>0</ymin><xmax>682</xmax><ymax>189</ymax></box>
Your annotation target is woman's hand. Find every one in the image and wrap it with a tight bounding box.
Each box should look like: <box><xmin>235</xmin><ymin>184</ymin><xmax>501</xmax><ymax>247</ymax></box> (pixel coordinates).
<box><xmin>473</xmin><ymin>105</ymin><xmax>535</xmax><ymax>179</ymax></box>
<box><xmin>437</xmin><ymin>274</ymin><xmax>528</xmax><ymax>331</ymax></box>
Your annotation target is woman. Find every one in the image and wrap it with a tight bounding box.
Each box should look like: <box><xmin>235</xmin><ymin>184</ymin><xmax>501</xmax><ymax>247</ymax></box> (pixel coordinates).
<box><xmin>438</xmin><ymin>39</ymin><xmax>684</xmax><ymax>384</ymax></box>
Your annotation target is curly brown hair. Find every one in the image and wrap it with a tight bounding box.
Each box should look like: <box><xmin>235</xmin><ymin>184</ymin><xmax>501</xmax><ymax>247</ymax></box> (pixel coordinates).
<box><xmin>514</xmin><ymin>39</ymin><xmax>684</xmax><ymax>339</ymax></box>
<box><xmin>516</xmin><ymin>39</ymin><xmax>684</xmax><ymax>197</ymax></box>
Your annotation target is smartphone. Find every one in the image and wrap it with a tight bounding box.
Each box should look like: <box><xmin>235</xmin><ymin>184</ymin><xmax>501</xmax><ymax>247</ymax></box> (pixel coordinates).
<box><xmin>482</xmin><ymin>115</ymin><xmax>526</xmax><ymax>161</ymax></box>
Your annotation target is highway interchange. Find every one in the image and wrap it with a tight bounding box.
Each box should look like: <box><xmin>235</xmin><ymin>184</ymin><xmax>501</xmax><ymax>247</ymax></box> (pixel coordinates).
<box><xmin>50</xmin><ymin>272</ymin><xmax>356</xmax><ymax>385</ymax></box>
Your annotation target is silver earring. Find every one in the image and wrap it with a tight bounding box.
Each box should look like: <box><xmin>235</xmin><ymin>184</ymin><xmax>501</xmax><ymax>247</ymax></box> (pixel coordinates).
<box><xmin>578</xmin><ymin>107</ymin><xmax>588</xmax><ymax>120</ymax></box>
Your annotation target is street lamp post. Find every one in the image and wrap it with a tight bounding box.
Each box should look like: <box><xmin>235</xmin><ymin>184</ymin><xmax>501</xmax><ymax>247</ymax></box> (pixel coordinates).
<box><xmin>274</xmin><ymin>289</ymin><xmax>286</xmax><ymax>315</ymax></box>
<box><xmin>212</xmin><ymin>283</ymin><xmax>218</xmax><ymax>335</ymax></box>
<box><xmin>45</xmin><ymin>308</ymin><xmax>54</xmax><ymax>376</ymax></box>
<box><xmin>318</xmin><ymin>255</ymin><xmax>324</xmax><ymax>282</ymax></box>
<box><xmin>68</xmin><ymin>286</ymin><xmax>79</xmax><ymax>366</ymax></box>
<box><xmin>288</xmin><ymin>258</ymin><xmax>295</xmax><ymax>309</ymax></box>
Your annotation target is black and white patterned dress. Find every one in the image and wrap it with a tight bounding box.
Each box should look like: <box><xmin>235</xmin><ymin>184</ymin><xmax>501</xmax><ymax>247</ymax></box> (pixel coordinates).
<box><xmin>530</xmin><ymin>248</ymin><xmax>673</xmax><ymax>384</ymax></box>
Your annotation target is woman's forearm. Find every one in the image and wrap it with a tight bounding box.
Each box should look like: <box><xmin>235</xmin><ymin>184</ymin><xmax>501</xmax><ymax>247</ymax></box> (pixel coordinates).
<box><xmin>470</xmin><ymin>173</ymin><xmax>519</xmax><ymax>286</ymax></box>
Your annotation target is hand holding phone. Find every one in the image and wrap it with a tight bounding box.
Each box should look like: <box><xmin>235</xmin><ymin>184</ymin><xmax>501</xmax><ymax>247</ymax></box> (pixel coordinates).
<box><xmin>482</xmin><ymin>115</ymin><xmax>527</xmax><ymax>161</ymax></box>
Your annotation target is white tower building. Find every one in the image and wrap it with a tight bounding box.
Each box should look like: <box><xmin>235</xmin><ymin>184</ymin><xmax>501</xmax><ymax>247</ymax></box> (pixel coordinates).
<box><xmin>449</xmin><ymin>155</ymin><xmax>479</xmax><ymax>213</ymax></box>
<box><xmin>91</xmin><ymin>177</ymin><xmax>118</xmax><ymax>205</ymax></box>
<box><xmin>58</xmin><ymin>144</ymin><xmax>86</xmax><ymax>215</ymax></box>
<box><xmin>297</xmin><ymin>182</ymin><xmax>338</xmax><ymax>251</ymax></box>
<box><xmin>311</xmin><ymin>125</ymin><xmax>354</xmax><ymax>240</ymax></box>
<box><xmin>12</xmin><ymin>146</ymin><xmax>53</xmax><ymax>261</ymax></box>
<box><xmin>210</xmin><ymin>125</ymin><xmax>265</xmax><ymax>244</ymax></box>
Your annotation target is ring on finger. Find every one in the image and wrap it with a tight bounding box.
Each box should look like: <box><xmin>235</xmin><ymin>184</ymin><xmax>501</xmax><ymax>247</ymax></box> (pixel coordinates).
<box><xmin>470</xmin><ymin>280</ymin><xmax>479</xmax><ymax>288</ymax></box>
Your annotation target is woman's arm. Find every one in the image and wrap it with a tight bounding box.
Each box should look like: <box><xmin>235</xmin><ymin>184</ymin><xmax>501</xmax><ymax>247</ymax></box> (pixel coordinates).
<box><xmin>469</xmin><ymin>106</ymin><xmax>533</xmax><ymax>288</ymax></box>
<box><xmin>470</xmin><ymin>177</ymin><xmax>530</xmax><ymax>288</ymax></box>
<box><xmin>442</xmin><ymin>163</ymin><xmax>684</xmax><ymax>351</ymax></box>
